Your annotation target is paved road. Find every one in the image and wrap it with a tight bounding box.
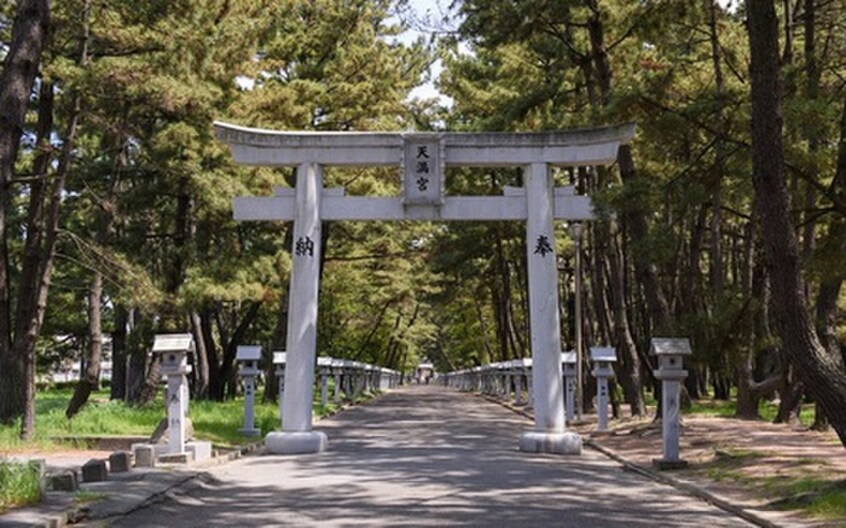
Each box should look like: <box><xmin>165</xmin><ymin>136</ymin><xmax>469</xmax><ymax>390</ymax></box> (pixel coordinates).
<box><xmin>111</xmin><ymin>385</ymin><xmax>752</xmax><ymax>527</ymax></box>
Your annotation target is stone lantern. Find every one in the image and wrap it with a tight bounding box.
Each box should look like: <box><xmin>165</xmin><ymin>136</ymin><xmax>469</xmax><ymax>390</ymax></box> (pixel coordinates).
<box><xmin>236</xmin><ymin>345</ymin><xmax>262</xmax><ymax>437</ymax></box>
<box><xmin>650</xmin><ymin>337</ymin><xmax>693</xmax><ymax>469</ymax></box>
<box><xmin>152</xmin><ymin>333</ymin><xmax>193</xmax><ymax>456</ymax></box>
<box><xmin>273</xmin><ymin>351</ymin><xmax>287</xmax><ymax>425</ymax></box>
<box><xmin>561</xmin><ymin>352</ymin><xmax>577</xmax><ymax>423</ymax></box>
<box><xmin>317</xmin><ymin>357</ymin><xmax>332</xmax><ymax>407</ymax></box>
<box><xmin>589</xmin><ymin>347</ymin><xmax>617</xmax><ymax>432</ymax></box>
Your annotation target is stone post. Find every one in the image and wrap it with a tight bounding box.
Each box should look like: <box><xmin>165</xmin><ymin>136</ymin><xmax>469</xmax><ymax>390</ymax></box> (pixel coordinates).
<box><xmin>562</xmin><ymin>352</ymin><xmax>577</xmax><ymax>423</ymax></box>
<box><xmin>273</xmin><ymin>351</ymin><xmax>286</xmax><ymax>426</ymax></box>
<box><xmin>237</xmin><ymin>345</ymin><xmax>262</xmax><ymax>437</ymax></box>
<box><xmin>589</xmin><ymin>347</ymin><xmax>617</xmax><ymax>432</ymax></box>
<box><xmin>650</xmin><ymin>338</ymin><xmax>693</xmax><ymax>469</ymax></box>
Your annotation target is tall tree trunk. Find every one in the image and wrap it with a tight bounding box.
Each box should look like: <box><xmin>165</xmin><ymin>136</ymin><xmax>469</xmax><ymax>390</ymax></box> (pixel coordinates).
<box><xmin>263</xmin><ymin>286</ymin><xmax>289</xmax><ymax>403</ymax></box>
<box><xmin>708</xmin><ymin>0</ymin><xmax>726</xmax><ymax>304</ymax></box>
<box><xmin>68</xmin><ymin>98</ymin><xmax>122</xmax><ymax>416</ymax></box>
<box><xmin>747</xmin><ymin>0</ymin><xmax>846</xmax><ymax>446</ymax></box>
<box><xmin>15</xmin><ymin>0</ymin><xmax>86</xmax><ymax>439</ymax></box>
<box><xmin>66</xmin><ymin>270</ymin><xmax>103</xmax><ymax>418</ymax></box>
<box><xmin>583</xmin><ymin>0</ymin><xmax>653</xmax><ymax>415</ymax></box>
<box><xmin>201</xmin><ymin>308</ymin><xmax>223</xmax><ymax>400</ymax></box>
<box><xmin>734</xmin><ymin>220</ymin><xmax>785</xmax><ymax>418</ymax></box>
<box><xmin>216</xmin><ymin>301</ymin><xmax>262</xmax><ymax>400</ymax></box>
<box><xmin>190</xmin><ymin>311</ymin><xmax>210</xmax><ymax>399</ymax></box>
<box><xmin>0</xmin><ymin>0</ymin><xmax>51</xmax><ymax>424</ymax></box>
<box><xmin>125</xmin><ymin>309</ymin><xmax>153</xmax><ymax>405</ymax></box>
<box><xmin>110</xmin><ymin>305</ymin><xmax>128</xmax><ymax>401</ymax></box>
<box><xmin>604</xmin><ymin>208</ymin><xmax>646</xmax><ymax>416</ymax></box>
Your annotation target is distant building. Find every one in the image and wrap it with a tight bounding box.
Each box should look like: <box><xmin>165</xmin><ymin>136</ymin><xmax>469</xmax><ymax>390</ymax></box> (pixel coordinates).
<box><xmin>44</xmin><ymin>336</ymin><xmax>113</xmax><ymax>384</ymax></box>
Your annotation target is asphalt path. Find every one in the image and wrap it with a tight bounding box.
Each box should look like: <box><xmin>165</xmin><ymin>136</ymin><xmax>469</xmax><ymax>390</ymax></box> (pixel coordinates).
<box><xmin>112</xmin><ymin>385</ymin><xmax>753</xmax><ymax>527</ymax></box>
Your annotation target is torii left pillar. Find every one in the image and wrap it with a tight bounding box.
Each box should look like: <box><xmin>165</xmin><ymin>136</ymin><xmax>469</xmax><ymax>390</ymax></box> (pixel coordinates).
<box><xmin>265</xmin><ymin>163</ymin><xmax>328</xmax><ymax>454</ymax></box>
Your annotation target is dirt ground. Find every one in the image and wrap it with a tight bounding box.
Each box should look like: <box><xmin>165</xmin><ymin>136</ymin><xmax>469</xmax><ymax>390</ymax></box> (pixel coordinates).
<box><xmin>570</xmin><ymin>413</ymin><xmax>846</xmax><ymax>527</ymax></box>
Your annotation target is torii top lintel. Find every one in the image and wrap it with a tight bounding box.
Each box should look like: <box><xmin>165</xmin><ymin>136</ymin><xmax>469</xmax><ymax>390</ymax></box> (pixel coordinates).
<box><xmin>213</xmin><ymin>122</ymin><xmax>636</xmax><ymax>168</ymax></box>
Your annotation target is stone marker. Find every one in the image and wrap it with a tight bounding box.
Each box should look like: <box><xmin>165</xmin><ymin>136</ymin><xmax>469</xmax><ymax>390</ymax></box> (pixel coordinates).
<box><xmin>134</xmin><ymin>444</ymin><xmax>155</xmax><ymax>468</ymax></box>
<box><xmin>237</xmin><ymin>345</ymin><xmax>262</xmax><ymax>437</ymax></box>
<box><xmin>81</xmin><ymin>459</ymin><xmax>108</xmax><ymax>483</ymax></box>
<box><xmin>273</xmin><ymin>351</ymin><xmax>286</xmax><ymax>425</ymax></box>
<box><xmin>108</xmin><ymin>451</ymin><xmax>132</xmax><ymax>473</ymax></box>
<box><xmin>590</xmin><ymin>347</ymin><xmax>617</xmax><ymax>432</ymax></box>
<box><xmin>650</xmin><ymin>337</ymin><xmax>693</xmax><ymax>469</ymax></box>
<box><xmin>561</xmin><ymin>352</ymin><xmax>577</xmax><ymax>423</ymax></box>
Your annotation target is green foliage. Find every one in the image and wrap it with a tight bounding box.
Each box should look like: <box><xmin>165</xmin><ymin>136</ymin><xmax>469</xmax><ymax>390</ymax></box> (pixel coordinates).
<box><xmin>0</xmin><ymin>461</ymin><xmax>42</xmax><ymax>513</ymax></box>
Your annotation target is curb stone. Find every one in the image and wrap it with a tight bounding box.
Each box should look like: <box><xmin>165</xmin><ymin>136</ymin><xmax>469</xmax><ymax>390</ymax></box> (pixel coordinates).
<box><xmin>474</xmin><ymin>391</ymin><xmax>782</xmax><ymax>528</ymax></box>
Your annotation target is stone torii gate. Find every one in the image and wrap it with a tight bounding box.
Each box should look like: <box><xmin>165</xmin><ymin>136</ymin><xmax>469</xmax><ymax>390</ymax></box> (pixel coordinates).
<box><xmin>214</xmin><ymin>122</ymin><xmax>635</xmax><ymax>455</ymax></box>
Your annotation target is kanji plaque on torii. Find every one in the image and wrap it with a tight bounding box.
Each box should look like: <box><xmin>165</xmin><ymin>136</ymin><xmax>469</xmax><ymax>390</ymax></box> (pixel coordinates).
<box><xmin>402</xmin><ymin>135</ymin><xmax>443</xmax><ymax>210</ymax></box>
<box><xmin>215</xmin><ymin>122</ymin><xmax>635</xmax><ymax>456</ymax></box>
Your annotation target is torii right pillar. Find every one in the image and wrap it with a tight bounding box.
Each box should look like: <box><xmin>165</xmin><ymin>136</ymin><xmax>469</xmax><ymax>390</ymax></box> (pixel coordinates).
<box><xmin>519</xmin><ymin>163</ymin><xmax>582</xmax><ymax>455</ymax></box>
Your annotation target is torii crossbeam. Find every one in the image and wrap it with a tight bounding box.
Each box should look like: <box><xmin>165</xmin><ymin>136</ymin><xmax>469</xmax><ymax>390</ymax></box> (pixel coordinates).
<box><xmin>215</xmin><ymin>122</ymin><xmax>635</xmax><ymax>455</ymax></box>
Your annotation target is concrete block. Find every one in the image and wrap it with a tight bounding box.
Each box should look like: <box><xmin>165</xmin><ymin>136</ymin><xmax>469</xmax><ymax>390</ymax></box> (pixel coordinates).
<box><xmin>265</xmin><ymin>431</ymin><xmax>328</xmax><ymax>454</ymax></box>
<box><xmin>109</xmin><ymin>451</ymin><xmax>132</xmax><ymax>473</ymax></box>
<box><xmin>186</xmin><ymin>441</ymin><xmax>213</xmax><ymax>462</ymax></box>
<box><xmin>133</xmin><ymin>445</ymin><xmax>156</xmax><ymax>468</ymax></box>
<box><xmin>48</xmin><ymin>471</ymin><xmax>78</xmax><ymax>492</ymax></box>
<box><xmin>518</xmin><ymin>431</ymin><xmax>582</xmax><ymax>455</ymax></box>
<box><xmin>81</xmin><ymin>459</ymin><xmax>108</xmax><ymax>482</ymax></box>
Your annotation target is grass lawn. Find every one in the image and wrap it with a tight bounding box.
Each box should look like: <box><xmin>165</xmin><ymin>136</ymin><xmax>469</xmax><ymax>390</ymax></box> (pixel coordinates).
<box><xmin>0</xmin><ymin>384</ymin><xmax>365</xmax><ymax>451</ymax></box>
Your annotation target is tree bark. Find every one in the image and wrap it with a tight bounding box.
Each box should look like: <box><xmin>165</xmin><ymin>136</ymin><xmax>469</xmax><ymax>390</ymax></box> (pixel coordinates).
<box><xmin>0</xmin><ymin>0</ymin><xmax>51</xmax><ymax>424</ymax></box>
<box><xmin>110</xmin><ymin>305</ymin><xmax>128</xmax><ymax>400</ymax></box>
<box><xmin>66</xmin><ymin>270</ymin><xmax>103</xmax><ymax>418</ymax></box>
<box><xmin>190</xmin><ymin>311</ymin><xmax>210</xmax><ymax>399</ymax></box>
<box><xmin>747</xmin><ymin>0</ymin><xmax>846</xmax><ymax>446</ymax></box>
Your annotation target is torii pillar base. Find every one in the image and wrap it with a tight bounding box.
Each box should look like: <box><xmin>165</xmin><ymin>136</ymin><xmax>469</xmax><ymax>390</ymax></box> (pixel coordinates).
<box><xmin>519</xmin><ymin>431</ymin><xmax>582</xmax><ymax>455</ymax></box>
<box><xmin>265</xmin><ymin>431</ymin><xmax>328</xmax><ymax>455</ymax></box>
